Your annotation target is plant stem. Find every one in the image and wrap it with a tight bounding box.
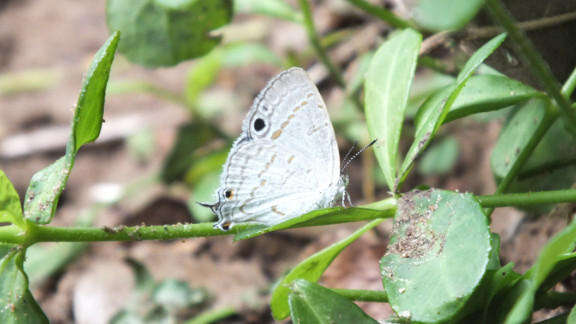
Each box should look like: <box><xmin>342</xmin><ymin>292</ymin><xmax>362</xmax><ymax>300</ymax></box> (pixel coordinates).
<box><xmin>478</xmin><ymin>189</ymin><xmax>576</xmax><ymax>208</ymax></box>
<box><xmin>185</xmin><ymin>307</ymin><xmax>236</xmax><ymax>324</ymax></box>
<box><xmin>345</xmin><ymin>0</ymin><xmax>413</xmax><ymax>29</ymax></box>
<box><xmin>0</xmin><ymin>208</ymin><xmax>392</xmax><ymax>245</ymax></box>
<box><xmin>332</xmin><ymin>288</ymin><xmax>388</xmax><ymax>302</ymax></box>
<box><xmin>466</xmin><ymin>11</ymin><xmax>576</xmax><ymax>39</ymax></box>
<box><xmin>485</xmin><ymin>0</ymin><xmax>576</xmax><ymax>135</ymax></box>
<box><xmin>298</xmin><ymin>0</ymin><xmax>345</xmax><ymax>88</ymax></box>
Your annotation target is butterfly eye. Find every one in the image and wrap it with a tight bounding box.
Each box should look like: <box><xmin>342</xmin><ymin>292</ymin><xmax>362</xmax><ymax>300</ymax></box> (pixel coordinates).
<box><xmin>253</xmin><ymin>118</ymin><xmax>266</xmax><ymax>132</ymax></box>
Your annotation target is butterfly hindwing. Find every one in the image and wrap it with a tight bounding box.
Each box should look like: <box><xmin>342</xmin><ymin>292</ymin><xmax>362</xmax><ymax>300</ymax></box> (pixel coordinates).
<box><xmin>209</xmin><ymin>68</ymin><xmax>343</xmax><ymax>229</ymax></box>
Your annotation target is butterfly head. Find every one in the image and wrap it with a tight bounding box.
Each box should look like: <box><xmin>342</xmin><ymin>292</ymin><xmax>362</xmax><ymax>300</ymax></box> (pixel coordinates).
<box><xmin>198</xmin><ymin>191</ymin><xmax>235</xmax><ymax>231</ymax></box>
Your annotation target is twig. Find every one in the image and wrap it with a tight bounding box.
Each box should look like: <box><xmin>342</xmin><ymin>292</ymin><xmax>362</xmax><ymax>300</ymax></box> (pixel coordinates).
<box><xmin>466</xmin><ymin>11</ymin><xmax>576</xmax><ymax>39</ymax></box>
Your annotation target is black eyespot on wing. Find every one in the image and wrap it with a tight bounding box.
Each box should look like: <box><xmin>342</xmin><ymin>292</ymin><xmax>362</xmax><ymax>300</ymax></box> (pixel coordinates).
<box><xmin>254</xmin><ymin>118</ymin><xmax>266</xmax><ymax>132</ymax></box>
<box><xmin>225</xmin><ymin>189</ymin><xmax>233</xmax><ymax>199</ymax></box>
<box><xmin>221</xmin><ymin>222</ymin><xmax>231</xmax><ymax>231</ymax></box>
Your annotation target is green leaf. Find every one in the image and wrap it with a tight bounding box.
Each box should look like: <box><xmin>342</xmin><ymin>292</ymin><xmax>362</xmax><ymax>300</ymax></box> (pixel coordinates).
<box><xmin>0</xmin><ymin>246</ymin><xmax>48</xmax><ymax>323</ymax></box>
<box><xmin>481</xmin><ymin>263</ymin><xmax>522</xmax><ymax>322</ymax></box>
<box><xmin>413</xmin><ymin>0</ymin><xmax>484</xmax><ymax>32</ymax></box>
<box><xmin>153</xmin><ymin>279</ymin><xmax>206</xmax><ymax>313</ymax></box>
<box><xmin>234</xmin><ymin>199</ymin><xmax>396</xmax><ymax>241</ymax></box>
<box><xmin>235</xmin><ymin>0</ymin><xmax>301</xmax><ymax>22</ymax></box>
<box><xmin>490</xmin><ymin>97</ymin><xmax>576</xmax><ymax>208</ymax></box>
<box><xmin>569</xmin><ymin>305</ymin><xmax>576</xmax><ymax>323</ymax></box>
<box><xmin>499</xmin><ymin>218</ymin><xmax>576</xmax><ymax>323</ymax></box>
<box><xmin>220</xmin><ymin>43</ymin><xmax>282</xmax><ymax>68</ymax></box>
<box><xmin>381</xmin><ymin>189</ymin><xmax>491</xmax><ymax>323</ymax></box>
<box><xmin>445</xmin><ymin>74</ymin><xmax>541</xmax><ymax>123</ymax></box>
<box><xmin>406</xmin><ymin>71</ymin><xmax>455</xmax><ymax>118</ymax></box>
<box><xmin>106</xmin><ymin>0</ymin><xmax>233</xmax><ymax>67</ymax></box>
<box><xmin>161</xmin><ymin>122</ymin><xmax>222</xmax><ymax>183</ymax></box>
<box><xmin>493</xmin><ymin>103</ymin><xmax>576</xmax><ymax>213</ymax></box>
<box><xmin>457</xmin><ymin>34</ymin><xmax>507</xmax><ymax>83</ymax></box>
<box><xmin>538</xmin><ymin>253</ymin><xmax>576</xmax><ymax>292</ymax></box>
<box><xmin>125</xmin><ymin>257</ymin><xmax>156</xmax><ymax>293</ymax></box>
<box><xmin>271</xmin><ymin>219</ymin><xmax>384</xmax><ymax>320</ymax></box>
<box><xmin>72</xmin><ymin>32</ymin><xmax>120</xmax><ymax>151</ymax></box>
<box><xmin>288</xmin><ymin>280</ymin><xmax>378</xmax><ymax>324</ymax></box>
<box><xmin>397</xmin><ymin>34</ymin><xmax>506</xmax><ymax>190</ymax></box>
<box><xmin>364</xmin><ymin>29</ymin><xmax>421</xmax><ymax>191</ymax></box>
<box><xmin>491</xmin><ymin>99</ymin><xmax>550</xmax><ymax>178</ymax></box>
<box><xmin>185</xmin><ymin>52</ymin><xmax>222</xmax><ymax>108</ymax></box>
<box><xmin>24</xmin><ymin>32</ymin><xmax>120</xmax><ymax>224</ymax></box>
<box><xmin>0</xmin><ymin>170</ymin><xmax>24</xmax><ymax>227</ymax></box>
<box><xmin>417</xmin><ymin>136</ymin><xmax>459</xmax><ymax>176</ymax></box>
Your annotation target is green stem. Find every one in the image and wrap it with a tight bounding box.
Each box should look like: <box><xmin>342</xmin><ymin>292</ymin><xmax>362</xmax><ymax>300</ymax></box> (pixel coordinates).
<box><xmin>485</xmin><ymin>101</ymin><xmax>558</xmax><ymax>215</ymax></box>
<box><xmin>185</xmin><ymin>307</ymin><xmax>236</xmax><ymax>324</ymax></box>
<box><xmin>332</xmin><ymin>288</ymin><xmax>388</xmax><ymax>302</ymax></box>
<box><xmin>345</xmin><ymin>0</ymin><xmax>413</xmax><ymax>29</ymax></box>
<box><xmin>485</xmin><ymin>0</ymin><xmax>576</xmax><ymax>134</ymax></box>
<box><xmin>0</xmin><ymin>209</ymin><xmax>391</xmax><ymax>245</ymax></box>
<box><xmin>298</xmin><ymin>0</ymin><xmax>346</xmax><ymax>88</ymax></box>
<box><xmin>478</xmin><ymin>189</ymin><xmax>576</xmax><ymax>208</ymax></box>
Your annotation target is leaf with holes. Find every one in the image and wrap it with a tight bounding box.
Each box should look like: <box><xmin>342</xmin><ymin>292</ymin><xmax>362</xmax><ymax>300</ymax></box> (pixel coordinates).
<box><xmin>381</xmin><ymin>189</ymin><xmax>491</xmax><ymax>323</ymax></box>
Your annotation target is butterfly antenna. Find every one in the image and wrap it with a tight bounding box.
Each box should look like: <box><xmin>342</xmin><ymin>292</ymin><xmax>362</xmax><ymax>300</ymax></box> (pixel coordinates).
<box><xmin>342</xmin><ymin>142</ymin><xmax>358</xmax><ymax>166</ymax></box>
<box><xmin>341</xmin><ymin>139</ymin><xmax>377</xmax><ymax>173</ymax></box>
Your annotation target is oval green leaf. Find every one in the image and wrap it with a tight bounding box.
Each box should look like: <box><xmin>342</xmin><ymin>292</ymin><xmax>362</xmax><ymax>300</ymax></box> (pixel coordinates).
<box><xmin>413</xmin><ymin>0</ymin><xmax>484</xmax><ymax>32</ymax></box>
<box><xmin>271</xmin><ymin>219</ymin><xmax>384</xmax><ymax>320</ymax></box>
<box><xmin>288</xmin><ymin>280</ymin><xmax>378</xmax><ymax>324</ymax></box>
<box><xmin>381</xmin><ymin>189</ymin><xmax>491</xmax><ymax>323</ymax></box>
<box><xmin>364</xmin><ymin>29</ymin><xmax>422</xmax><ymax>191</ymax></box>
<box><xmin>106</xmin><ymin>0</ymin><xmax>233</xmax><ymax>67</ymax></box>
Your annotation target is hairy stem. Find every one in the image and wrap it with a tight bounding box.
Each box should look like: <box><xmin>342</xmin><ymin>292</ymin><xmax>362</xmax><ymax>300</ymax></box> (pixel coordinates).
<box><xmin>478</xmin><ymin>189</ymin><xmax>576</xmax><ymax>208</ymax></box>
<box><xmin>332</xmin><ymin>288</ymin><xmax>388</xmax><ymax>302</ymax></box>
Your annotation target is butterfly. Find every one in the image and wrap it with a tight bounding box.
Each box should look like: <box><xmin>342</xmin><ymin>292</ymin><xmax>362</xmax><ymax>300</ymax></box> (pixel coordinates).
<box><xmin>201</xmin><ymin>67</ymin><xmax>347</xmax><ymax>230</ymax></box>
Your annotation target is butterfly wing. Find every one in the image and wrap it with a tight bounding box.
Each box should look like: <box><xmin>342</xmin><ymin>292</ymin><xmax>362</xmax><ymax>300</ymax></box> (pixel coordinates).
<box><xmin>210</xmin><ymin>68</ymin><xmax>342</xmax><ymax>229</ymax></box>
